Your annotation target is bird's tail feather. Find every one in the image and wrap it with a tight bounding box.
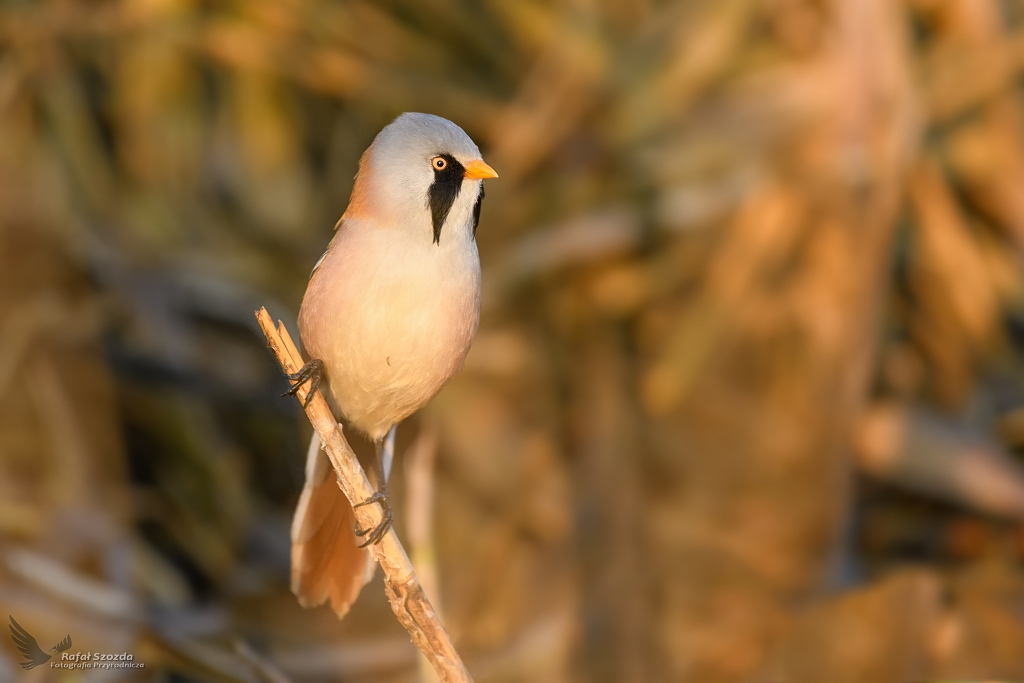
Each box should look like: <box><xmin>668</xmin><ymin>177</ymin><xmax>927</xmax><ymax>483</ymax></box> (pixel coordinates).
<box><xmin>290</xmin><ymin>433</ymin><xmax>375</xmax><ymax>619</ymax></box>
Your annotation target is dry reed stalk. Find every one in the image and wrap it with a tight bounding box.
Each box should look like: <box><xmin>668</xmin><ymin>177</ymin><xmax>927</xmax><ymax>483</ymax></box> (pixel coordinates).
<box><xmin>255</xmin><ymin>307</ymin><xmax>473</xmax><ymax>683</ymax></box>
<box><xmin>404</xmin><ymin>421</ymin><xmax>443</xmax><ymax>683</ymax></box>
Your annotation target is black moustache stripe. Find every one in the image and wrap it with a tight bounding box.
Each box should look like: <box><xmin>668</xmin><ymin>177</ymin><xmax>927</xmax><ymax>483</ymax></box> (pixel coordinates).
<box><xmin>472</xmin><ymin>184</ymin><xmax>484</xmax><ymax>236</ymax></box>
<box><xmin>428</xmin><ymin>153</ymin><xmax>465</xmax><ymax>245</ymax></box>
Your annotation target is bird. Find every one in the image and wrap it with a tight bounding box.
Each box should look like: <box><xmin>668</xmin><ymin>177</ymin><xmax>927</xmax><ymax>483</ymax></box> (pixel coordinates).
<box><xmin>9</xmin><ymin>616</ymin><xmax>72</xmax><ymax>670</ymax></box>
<box><xmin>284</xmin><ymin>112</ymin><xmax>497</xmax><ymax>618</ymax></box>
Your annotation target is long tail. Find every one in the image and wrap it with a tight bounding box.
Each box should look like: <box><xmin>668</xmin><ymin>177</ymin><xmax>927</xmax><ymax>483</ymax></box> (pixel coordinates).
<box><xmin>290</xmin><ymin>433</ymin><xmax>374</xmax><ymax>619</ymax></box>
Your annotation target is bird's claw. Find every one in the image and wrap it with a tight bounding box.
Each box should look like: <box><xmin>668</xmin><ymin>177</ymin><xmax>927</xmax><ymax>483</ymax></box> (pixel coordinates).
<box><xmin>354</xmin><ymin>491</ymin><xmax>393</xmax><ymax>547</ymax></box>
<box><xmin>282</xmin><ymin>359</ymin><xmax>324</xmax><ymax>407</ymax></box>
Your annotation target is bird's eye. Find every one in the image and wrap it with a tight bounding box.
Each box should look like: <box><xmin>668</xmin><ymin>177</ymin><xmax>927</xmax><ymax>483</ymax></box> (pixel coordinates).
<box><xmin>432</xmin><ymin>157</ymin><xmax>447</xmax><ymax>170</ymax></box>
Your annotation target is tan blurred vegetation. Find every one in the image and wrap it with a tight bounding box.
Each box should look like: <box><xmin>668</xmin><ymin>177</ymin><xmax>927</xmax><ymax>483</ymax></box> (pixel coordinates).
<box><xmin>5</xmin><ymin>0</ymin><xmax>1024</xmax><ymax>681</ymax></box>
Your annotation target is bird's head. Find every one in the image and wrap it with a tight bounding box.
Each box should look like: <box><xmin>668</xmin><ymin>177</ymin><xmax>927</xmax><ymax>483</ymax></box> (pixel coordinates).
<box><xmin>345</xmin><ymin>112</ymin><xmax>497</xmax><ymax>245</ymax></box>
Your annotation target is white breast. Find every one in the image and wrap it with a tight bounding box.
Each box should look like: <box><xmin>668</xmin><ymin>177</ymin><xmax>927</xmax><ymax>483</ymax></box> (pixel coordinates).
<box><xmin>298</xmin><ymin>216</ymin><xmax>481</xmax><ymax>440</ymax></box>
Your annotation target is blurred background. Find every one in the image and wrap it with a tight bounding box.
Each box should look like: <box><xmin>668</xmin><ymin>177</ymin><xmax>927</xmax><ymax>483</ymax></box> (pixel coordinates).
<box><xmin>5</xmin><ymin>0</ymin><xmax>1024</xmax><ymax>681</ymax></box>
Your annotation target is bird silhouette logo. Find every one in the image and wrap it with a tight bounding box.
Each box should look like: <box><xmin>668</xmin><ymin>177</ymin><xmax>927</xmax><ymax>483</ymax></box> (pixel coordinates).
<box><xmin>8</xmin><ymin>616</ymin><xmax>72</xmax><ymax>670</ymax></box>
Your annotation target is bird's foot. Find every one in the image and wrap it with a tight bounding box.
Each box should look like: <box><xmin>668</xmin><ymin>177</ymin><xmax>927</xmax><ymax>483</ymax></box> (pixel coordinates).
<box><xmin>353</xmin><ymin>490</ymin><xmax>393</xmax><ymax>547</ymax></box>
<box><xmin>282</xmin><ymin>358</ymin><xmax>324</xmax><ymax>407</ymax></box>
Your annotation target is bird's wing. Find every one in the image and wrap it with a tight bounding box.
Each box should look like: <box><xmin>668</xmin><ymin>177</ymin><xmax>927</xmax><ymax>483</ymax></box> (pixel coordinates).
<box><xmin>309</xmin><ymin>249</ymin><xmax>329</xmax><ymax>280</ymax></box>
<box><xmin>290</xmin><ymin>433</ymin><xmax>374</xmax><ymax>620</ymax></box>
<box><xmin>9</xmin><ymin>617</ymin><xmax>52</xmax><ymax>668</ymax></box>
<box><xmin>53</xmin><ymin>634</ymin><xmax>72</xmax><ymax>653</ymax></box>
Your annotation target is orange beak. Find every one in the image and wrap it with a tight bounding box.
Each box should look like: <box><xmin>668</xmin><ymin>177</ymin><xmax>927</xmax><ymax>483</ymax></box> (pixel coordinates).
<box><xmin>463</xmin><ymin>159</ymin><xmax>499</xmax><ymax>180</ymax></box>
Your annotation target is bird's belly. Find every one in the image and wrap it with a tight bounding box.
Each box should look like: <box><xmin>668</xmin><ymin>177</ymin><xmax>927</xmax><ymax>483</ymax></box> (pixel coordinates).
<box><xmin>298</xmin><ymin>231</ymin><xmax>480</xmax><ymax>439</ymax></box>
<box><xmin>323</xmin><ymin>296</ymin><xmax>477</xmax><ymax>436</ymax></box>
